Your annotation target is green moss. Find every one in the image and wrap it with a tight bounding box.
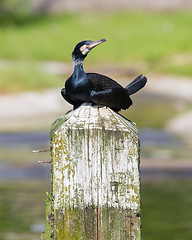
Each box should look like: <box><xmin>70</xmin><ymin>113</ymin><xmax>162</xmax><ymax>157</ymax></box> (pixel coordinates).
<box><xmin>50</xmin><ymin>110</ymin><xmax>72</xmax><ymax>134</ymax></box>
<box><xmin>43</xmin><ymin>193</ymin><xmax>53</xmax><ymax>239</ymax></box>
<box><xmin>55</xmin><ymin>208</ymin><xmax>87</xmax><ymax>240</ymax></box>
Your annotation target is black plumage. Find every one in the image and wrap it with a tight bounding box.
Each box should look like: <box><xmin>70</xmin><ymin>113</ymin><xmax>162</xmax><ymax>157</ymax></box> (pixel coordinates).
<box><xmin>61</xmin><ymin>39</ymin><xmax>147</xmax><ymax>112</ymax></box>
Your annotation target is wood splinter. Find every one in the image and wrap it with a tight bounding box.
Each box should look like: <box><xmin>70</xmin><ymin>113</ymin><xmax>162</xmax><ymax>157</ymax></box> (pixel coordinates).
<box><xmin>38</xmin><ymin>160</ymin><xmax>51</xmax><ymax>164</ymax></box>
<box><xmin>32</xmin><ymin>149</ymin><xmax>50</xmax><ymax>154</ymax></box>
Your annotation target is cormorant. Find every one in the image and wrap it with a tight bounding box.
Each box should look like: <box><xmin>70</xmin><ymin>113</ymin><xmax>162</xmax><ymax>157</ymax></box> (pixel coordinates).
<box><xmin>61</xmin><ymin>38</ymin><xmax>147</xmax><ymax>112</ymax></box>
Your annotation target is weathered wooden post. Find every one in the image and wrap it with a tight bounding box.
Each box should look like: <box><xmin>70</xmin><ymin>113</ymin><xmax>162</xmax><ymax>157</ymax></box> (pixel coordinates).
<box><xmin>41</xmin><ymin>103</ymin><xmax>141</xmax><ymax>240</ymax></box>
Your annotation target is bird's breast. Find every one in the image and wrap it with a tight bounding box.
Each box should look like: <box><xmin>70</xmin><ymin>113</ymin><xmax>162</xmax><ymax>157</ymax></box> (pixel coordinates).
<box><xmin>65</xmin><ymin>77</ymin><xmax>93</xmax><ymax>102</ymax></box>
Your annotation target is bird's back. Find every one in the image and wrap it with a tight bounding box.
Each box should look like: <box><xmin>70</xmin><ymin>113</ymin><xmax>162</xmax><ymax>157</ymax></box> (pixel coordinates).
<box><xmin>87</xmin><ymin>73</ymin><xmax>123</xmax><ymax>91</ymax></box>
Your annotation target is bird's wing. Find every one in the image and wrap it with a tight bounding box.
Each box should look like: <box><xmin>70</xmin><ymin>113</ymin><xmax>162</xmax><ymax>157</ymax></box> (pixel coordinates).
<box><xmin>87</xmin><ymin>73</ymin><xmax>122</xmax><ymax>91</ymax></box>
<box><xmin>61</xmin><ymin>88</ymin><xmax>77</xmax><ymax>105</ymax></box>
<box><xmin>90</xmin><ymin>87</ymin><xmax>132</xmax><ymax>111</ymax></box>
<box><xmin>87</xmin><ymin>73</ymin><xmax>132</xmax><ymax>111</ymax></box>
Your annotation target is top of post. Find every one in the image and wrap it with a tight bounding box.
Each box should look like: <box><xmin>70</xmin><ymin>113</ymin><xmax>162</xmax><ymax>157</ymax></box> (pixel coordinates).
<box><xmin>51</xmin><ymin>103</ymin><xmax>138</xmax><ymax>135</ymax></box>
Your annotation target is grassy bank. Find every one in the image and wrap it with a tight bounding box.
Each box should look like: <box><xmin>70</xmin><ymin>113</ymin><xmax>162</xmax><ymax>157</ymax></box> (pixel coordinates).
<box><xmin>0</xmin><ymin>61</ymin><xmax>63</xmax><ymax>94</ymax></box>
<box><xmin>0</xmin><ymin>11</ymin><xmax>191</xmax><ymax>64</ymax></box>
<box><xmin>0</xmin><ymin>11</ymin><xmax>191</xmax><ymax>93</ymax></box>
<box><xmin>0</xmin><ymin>10</ymin><xmax>191</xmax><ymax>129</ymax></box>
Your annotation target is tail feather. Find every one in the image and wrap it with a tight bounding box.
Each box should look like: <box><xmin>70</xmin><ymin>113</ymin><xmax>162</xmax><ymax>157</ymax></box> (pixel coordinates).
<box><xmin>125</xmin><ymin>74</ymin><xmax>147</xmax><ymax>95</ymax></box>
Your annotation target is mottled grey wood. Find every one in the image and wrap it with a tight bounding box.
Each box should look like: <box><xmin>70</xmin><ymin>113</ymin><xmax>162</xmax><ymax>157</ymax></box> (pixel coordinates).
<box><xmin>42</xmin><ymin>103</ymin><xmax>141</xmax><ymax>240</ymax></box>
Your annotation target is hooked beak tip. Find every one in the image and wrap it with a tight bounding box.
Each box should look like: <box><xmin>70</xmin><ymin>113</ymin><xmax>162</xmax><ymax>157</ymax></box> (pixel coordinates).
<box><xmin>101</xmin><ymin>38</ymin><xmax>107</xmax><ymax>43</ymax></box>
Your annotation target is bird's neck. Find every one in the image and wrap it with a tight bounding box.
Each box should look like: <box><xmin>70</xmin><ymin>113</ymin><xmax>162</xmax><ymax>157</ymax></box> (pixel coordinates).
<box><xmin>72</xmin><ymin>57</ymin><xmax>84</xmax><ymax>72</ymax></box>
<box><xmin>72</xmin><ymin>57</ymin><xmax>87</xmax><ymax>83</ymax></box>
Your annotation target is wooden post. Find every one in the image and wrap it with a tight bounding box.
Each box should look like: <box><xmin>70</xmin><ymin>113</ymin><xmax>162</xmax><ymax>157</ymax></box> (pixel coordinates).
<box><xmin>41</xmin><ymin>103</ymin><xmax>141</xmax><ymax>240</ymax></box>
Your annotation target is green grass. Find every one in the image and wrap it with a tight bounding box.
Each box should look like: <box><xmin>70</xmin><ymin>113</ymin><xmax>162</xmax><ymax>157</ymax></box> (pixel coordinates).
<box><xmin>122</xmin><ymin>100</ymin><xmax>180</xmax><ymax>128</ymax></box>
<box><xmin>0</xmin><ymin>10</ymin><xmax>191</xmax><ymax>94</ymax></box>
<box><xmin>0</xmin><ymin>61</ymin><xmax>64</xmax><ymax>93</ymax></box>
<box><xmin>0</xmin><ymin>179</ymin><xmax>192</xmax><ymax>240</ymax></box>
<box><xmin>162</xmin><ymin>63</ymin><xmax>192</xmax><ymax>77</ymax></box>
<box><xmin>0</xmin><ymin>11</ymin><xmax>191</xmax><ymax>67</ymax></box>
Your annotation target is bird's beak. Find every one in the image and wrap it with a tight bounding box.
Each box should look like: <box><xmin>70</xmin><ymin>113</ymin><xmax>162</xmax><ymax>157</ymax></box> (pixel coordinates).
<box><xmin>80</xmin><ymin>39</ymin><xmax>106</xmax><ymax>55</ymax></box>
<box><xmin>88</xmin><ymin>38</ymin><xmax>107</xmax><ymax>50</ymax></box>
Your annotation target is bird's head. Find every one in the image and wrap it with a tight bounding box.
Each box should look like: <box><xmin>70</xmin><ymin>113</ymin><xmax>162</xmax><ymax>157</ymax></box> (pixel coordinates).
<box><xmin>72</xmin><ymin>38</ymin><xmax>106</xmax><ymax>61</ymax></box>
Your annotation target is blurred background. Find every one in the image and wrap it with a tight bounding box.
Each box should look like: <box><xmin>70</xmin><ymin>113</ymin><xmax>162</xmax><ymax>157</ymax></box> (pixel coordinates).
<box><xmin>0</xmin><ymin>0</ymin><xmax>192</xmax><ymax>239</ymax></box>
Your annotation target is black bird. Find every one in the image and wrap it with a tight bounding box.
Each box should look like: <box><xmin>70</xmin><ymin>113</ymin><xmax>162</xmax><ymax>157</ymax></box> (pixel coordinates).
<box><xmin>61</xmin><ymin>39</ymin><xmax>147</xmax><ymax>112</ymax></box>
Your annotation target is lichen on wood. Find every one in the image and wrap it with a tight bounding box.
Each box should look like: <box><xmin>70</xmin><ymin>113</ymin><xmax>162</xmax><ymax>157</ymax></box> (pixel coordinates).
<box><xmin>43</xmin><ymin>103</ymin><xmax>141</xmax><ymax>239</ymax></box>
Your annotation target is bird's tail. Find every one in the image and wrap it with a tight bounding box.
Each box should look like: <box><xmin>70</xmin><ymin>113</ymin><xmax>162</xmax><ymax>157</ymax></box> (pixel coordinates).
<box><xmin>125</xmin><ymin>74</ymin><xmax>147</xmax><ymax>95</ymax></box>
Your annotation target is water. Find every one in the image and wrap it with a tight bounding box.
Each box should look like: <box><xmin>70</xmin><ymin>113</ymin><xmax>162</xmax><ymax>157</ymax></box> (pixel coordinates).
<box><xmin>139</xmin><ymin>128</ymin><xmax>183</xmax><ymax>147</ymax></box>
<box><xmin>0</xmin><ymin>162</ymin><xmax>50</xmax><ymax>180</ymax></box>
<box><xmin>0</xmin><ymin>132</ymin><xmax>49</xmax><ymax>147</ymax></box>
<box><xmin>0</xmin><ymin>129</ymin><xmax>191</xmax><ymax>180</ymax></box>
